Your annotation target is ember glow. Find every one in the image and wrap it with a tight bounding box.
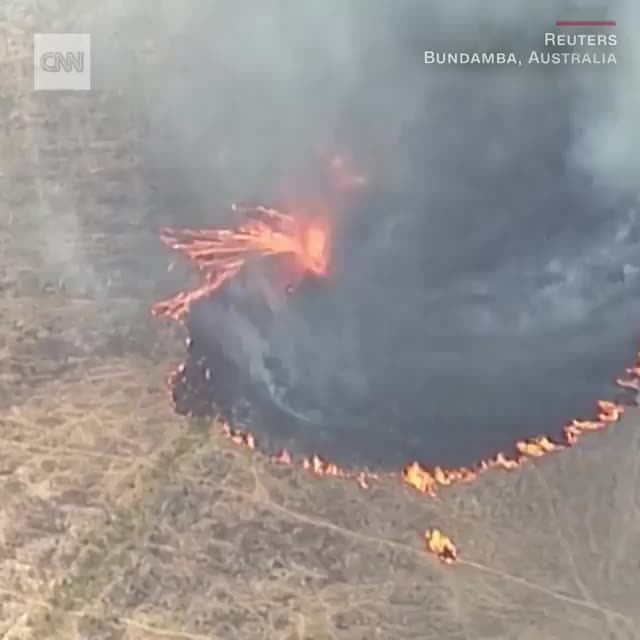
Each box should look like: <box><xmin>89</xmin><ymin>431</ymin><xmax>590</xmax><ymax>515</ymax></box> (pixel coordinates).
<box><xmin>151</xmin><ymin>204</ymin><xmax>331</xmax><ymax>322</ymax></box>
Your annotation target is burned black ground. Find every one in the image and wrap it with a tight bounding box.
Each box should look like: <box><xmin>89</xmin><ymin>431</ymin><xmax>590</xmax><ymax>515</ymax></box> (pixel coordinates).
<box><xmin>170</xmin><ymin>180</ymin><xmax>640</xmax><ymax>471</ymax></box>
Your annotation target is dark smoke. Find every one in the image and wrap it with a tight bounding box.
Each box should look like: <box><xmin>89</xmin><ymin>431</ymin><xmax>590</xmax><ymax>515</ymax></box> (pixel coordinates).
<box><xmin>87</xmin><ymin>0</ymin><xmax>639</xmax><ymax>468</ymax></box>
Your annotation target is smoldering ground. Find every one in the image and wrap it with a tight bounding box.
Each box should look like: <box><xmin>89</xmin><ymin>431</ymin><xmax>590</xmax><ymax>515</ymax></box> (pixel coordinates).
<box><xmin>55</xmin><ymin>0</ymin><xmax>640</xmax><ymax>468</ymax></box>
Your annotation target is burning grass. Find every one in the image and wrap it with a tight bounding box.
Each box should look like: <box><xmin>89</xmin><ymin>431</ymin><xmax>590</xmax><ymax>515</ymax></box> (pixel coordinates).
<box><xmin>425</xmin><ymin>528</ymin><xmax>458</xmax><ymax>564</ymax></box>
<box><xmin>402</xmin><ymin>399</ymin><xmax>625</xmax><ymax>498</ymax></box>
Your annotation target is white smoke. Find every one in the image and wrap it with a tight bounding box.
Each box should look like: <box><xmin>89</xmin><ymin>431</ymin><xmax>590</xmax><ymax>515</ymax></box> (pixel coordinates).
<box><xmin>567</xmin><ymin>0</ymin><xmax>640</xmax><ymax>195</ymax></box>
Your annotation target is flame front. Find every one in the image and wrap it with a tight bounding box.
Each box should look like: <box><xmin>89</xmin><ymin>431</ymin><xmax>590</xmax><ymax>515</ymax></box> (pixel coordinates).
<box><xmin>401</xmin><ymin>397</ymin><xmax>626</xmax><ymax>500</ymax></box>
<box><xmin>152</xmin><ymin>204</ymin><xmax>330</xmax><ymax>322</ymax></box>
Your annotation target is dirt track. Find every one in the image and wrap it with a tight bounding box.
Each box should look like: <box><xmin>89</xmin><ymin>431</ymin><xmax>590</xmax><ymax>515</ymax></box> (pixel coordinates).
<box><xmin>2</xmin><ymin>7</ymin><xmax>640</xmax><ymax>640</ymax></box>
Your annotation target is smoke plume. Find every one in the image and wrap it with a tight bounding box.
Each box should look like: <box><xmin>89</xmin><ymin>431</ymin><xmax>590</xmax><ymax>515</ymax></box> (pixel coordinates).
<box><xmin>27</xmin><ymin>0</ymin><xmax>640</xmax><ymax>467</ymax></box>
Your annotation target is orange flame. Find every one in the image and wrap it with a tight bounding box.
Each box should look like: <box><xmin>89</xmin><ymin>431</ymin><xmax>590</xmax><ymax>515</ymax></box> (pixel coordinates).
<box><xmin>212</xmin><ymin>418</ymin><xmax>379</xmax><ymax>490</ymax></box>
<box><xmin>425</xmin><ymin>528</ymin><xmax>458</xmax><ymax>564</ymax></box>
<box><xmin>299</xmin><ymin>217</ymin><xmax>330</xmax><ymax>276</ymax></box>
<box><xmin>152</xmin><ymin>204</ymin><xmax>330</xmax><ymax>322</ymax></box>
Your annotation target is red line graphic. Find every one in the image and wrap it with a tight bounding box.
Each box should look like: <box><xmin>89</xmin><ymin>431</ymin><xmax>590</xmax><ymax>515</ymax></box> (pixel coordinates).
<box><xmin>555</xmin><ymin>20</ymin><xmax>616</xmax><ymax>26</ymax></box>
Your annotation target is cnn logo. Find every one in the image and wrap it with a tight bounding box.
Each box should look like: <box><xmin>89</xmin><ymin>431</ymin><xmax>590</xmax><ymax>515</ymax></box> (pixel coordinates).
<box><xmin>34</xmin><ymin>33</ymin><xmax>91</xmax><ymax>91</ymax></box>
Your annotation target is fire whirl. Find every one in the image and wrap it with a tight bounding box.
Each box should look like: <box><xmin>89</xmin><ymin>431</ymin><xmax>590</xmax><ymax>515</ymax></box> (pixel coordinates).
<box><xmin>151</xmin><ymin>204</ymin><xmax>330</xmax><ymax>323</ymax></box>
<box><xmin>152</xmin><ymin>195</ymin><xmax>381</xmax><ymax>488</ymax></box>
